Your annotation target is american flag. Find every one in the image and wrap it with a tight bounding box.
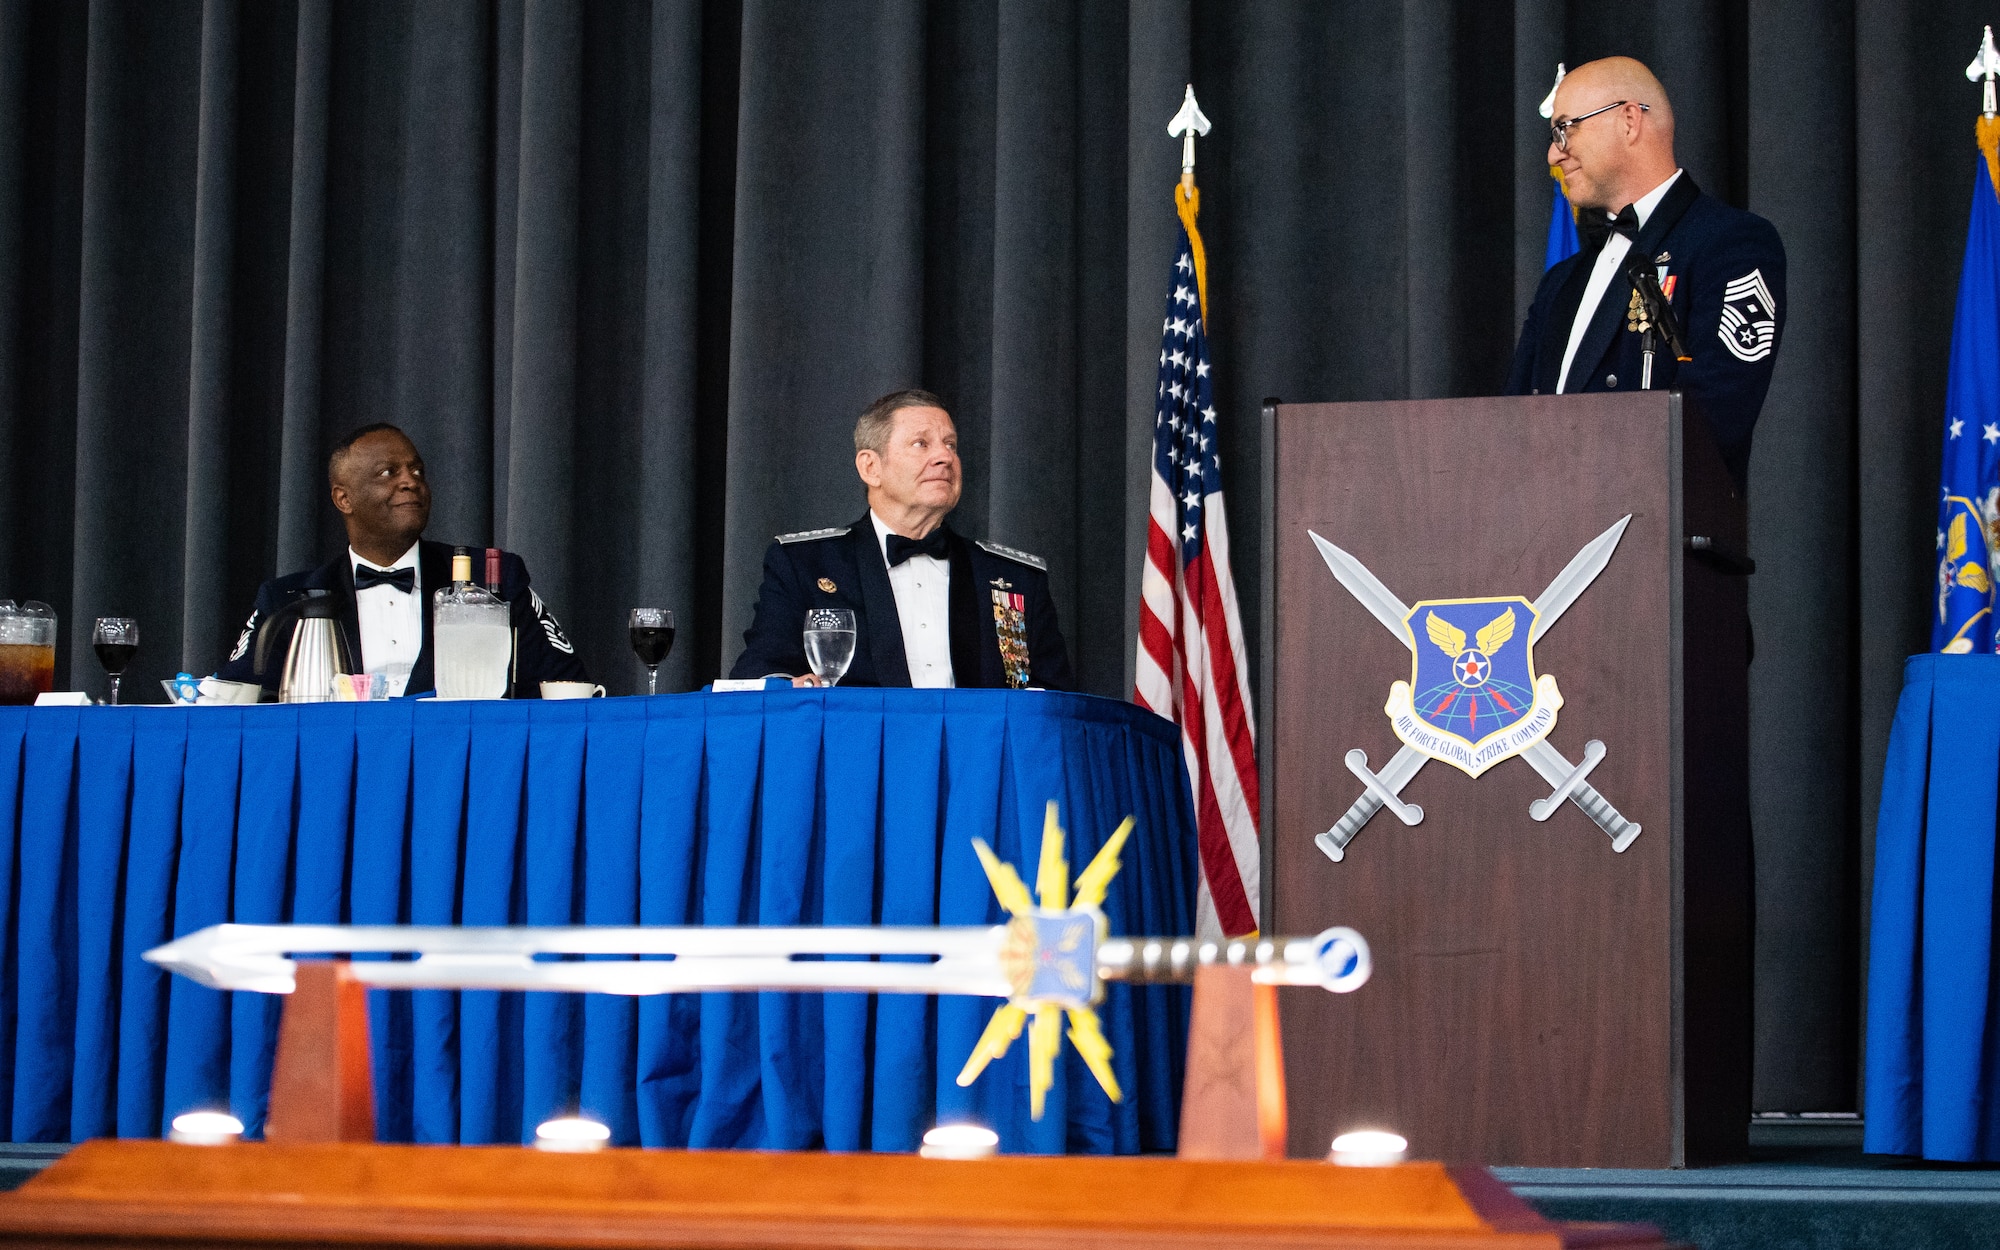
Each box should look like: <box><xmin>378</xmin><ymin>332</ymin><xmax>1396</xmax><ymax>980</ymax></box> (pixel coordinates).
<box><xmin>1134</xmin><ymin>189</ymin><xmax>1260</xmax><ymax>940</ymax></box>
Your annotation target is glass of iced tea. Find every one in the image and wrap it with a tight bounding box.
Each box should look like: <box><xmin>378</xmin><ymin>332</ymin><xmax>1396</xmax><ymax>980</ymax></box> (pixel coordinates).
<box><xmin>0</xmin><ymin>601</ymin><xmax>57</xmax><ymax>706</ymax></box>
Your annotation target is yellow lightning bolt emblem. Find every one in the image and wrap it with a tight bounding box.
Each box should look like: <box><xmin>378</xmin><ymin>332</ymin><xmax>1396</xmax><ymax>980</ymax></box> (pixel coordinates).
<box><xmin>956</xmin><ymin>802</ymin><xmax>1134</xmax><ymax>1119</ymax></box>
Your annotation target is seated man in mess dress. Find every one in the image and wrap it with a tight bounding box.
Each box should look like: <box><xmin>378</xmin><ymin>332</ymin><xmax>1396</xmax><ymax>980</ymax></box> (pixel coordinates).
<box><xmin>218</xmin><ymin>423</ymin><xmax>588</xmax><ymax>698</ymax></box>
<box><xmin>731</xmin><ymin>389</ymin><xmax>1074</xmax><ymax>691</ymax></box>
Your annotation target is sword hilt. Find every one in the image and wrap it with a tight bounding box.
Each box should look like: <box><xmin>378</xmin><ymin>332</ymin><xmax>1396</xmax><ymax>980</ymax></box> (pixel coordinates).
<box><xmin>1096</xmin><ymin>928</ymin><xmax>1371</xmax><ymax>993</ymax></box>
<box><xmin>1568</xmin><ymin>779</ymin><xmax>1641</xmax><ymax>851</ymax></box>
<box><xmin>1317</xmin><ymin>794</ymin><xmax>1380</xmax><ymax>862</ymax></box>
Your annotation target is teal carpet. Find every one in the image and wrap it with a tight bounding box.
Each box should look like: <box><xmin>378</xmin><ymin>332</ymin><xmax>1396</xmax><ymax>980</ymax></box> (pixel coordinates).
<box><xmin>1500</xmin><ymin>1120</ymin><xmax>2000</xmax><ymax>1250</ymax></box>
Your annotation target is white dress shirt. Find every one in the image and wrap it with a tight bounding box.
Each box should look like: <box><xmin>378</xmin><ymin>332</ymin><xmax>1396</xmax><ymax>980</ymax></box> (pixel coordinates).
<box><xmin>872</xmin><ymin>512</ymin><xmax>954</xmax><ymax>688</ymax></box>
<box><xmin>351</xmin><ymin>543</ymin><xmax>422</xmax><ymax>697</ymax></box>
<box><xmin>1556</xmin><ymin>169</ymin><xmax>1683</xmax><ymax>394</ymax></box>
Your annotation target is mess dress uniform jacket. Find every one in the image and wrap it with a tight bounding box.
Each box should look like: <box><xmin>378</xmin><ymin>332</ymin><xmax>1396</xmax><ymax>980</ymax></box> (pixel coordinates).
<box><xmin>1505</xmin><ymin>174</ymin><xmax>1786</xmax><ymax>488</ymax></box>
<box><xmin>217</xmin><ymin>539</ymin><xmax>588</xmax><ymax>697</ymax></box>
<box><xmin>730</xmin><ymin>515</ymin><xmax>1075</xmax><ymax>691</ymax></box>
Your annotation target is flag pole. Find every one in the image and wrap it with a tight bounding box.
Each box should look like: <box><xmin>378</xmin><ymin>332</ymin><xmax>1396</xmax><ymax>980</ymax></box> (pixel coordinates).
<box><xmin>1168</xmin><ymin>84</ymin><xmax>1211</xmax><ymax>199</ymax></box>
<box><xmin>1167</xmin><ymin>86</ymin><xmax>1211</xmax><ymax>322</ymax></box>
<box><xmin>1969</xmin><ymin>25</ymin><xmax>2000</xmax><ymax>196</ymax></box>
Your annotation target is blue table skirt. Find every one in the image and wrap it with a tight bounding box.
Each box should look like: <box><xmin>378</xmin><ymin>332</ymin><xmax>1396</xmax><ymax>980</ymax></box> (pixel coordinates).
<box><xmin>1866</xmin><ymin>654</ymin><xmax>2000</xmax><ymax>1161</ymax></box>
<box><xmin>0</xmin><ymin>688</ymin><xmax>1197</xmax><ymax>1154</ymax></box>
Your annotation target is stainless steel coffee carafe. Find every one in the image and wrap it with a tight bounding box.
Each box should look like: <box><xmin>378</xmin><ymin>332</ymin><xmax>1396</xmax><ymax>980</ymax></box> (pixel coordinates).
<box><xmin>253</xmin><ymin>592</ymin><xmax>355</xmax><ymax>703</ymax></box>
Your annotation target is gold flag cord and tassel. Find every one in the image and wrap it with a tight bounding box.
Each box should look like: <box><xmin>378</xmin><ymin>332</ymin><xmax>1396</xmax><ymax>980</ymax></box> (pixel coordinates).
<box><xmin>1980</xmin><ymin>114</ymin><xmax>2000</xmax><ymax>200</ymax></box>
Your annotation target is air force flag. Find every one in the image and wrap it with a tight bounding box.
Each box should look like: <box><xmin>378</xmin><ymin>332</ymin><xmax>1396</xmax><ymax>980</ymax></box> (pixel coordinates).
<box><xmin>1933</xmin><ymin>130</ymin><xmax>2000</xmax><ymax>653</ymax></box>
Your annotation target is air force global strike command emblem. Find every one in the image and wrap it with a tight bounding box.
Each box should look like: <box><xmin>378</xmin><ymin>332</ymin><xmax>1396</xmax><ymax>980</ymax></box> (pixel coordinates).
<box><xmin>1392</xmin><ymin>598</ymin><xmax>1561</xmax><ymax>777</ymax></box>
<box><xmin>1307</xmin><ymin>517</ymin><xmax>1643</xmax><ymax>864</ymax></box>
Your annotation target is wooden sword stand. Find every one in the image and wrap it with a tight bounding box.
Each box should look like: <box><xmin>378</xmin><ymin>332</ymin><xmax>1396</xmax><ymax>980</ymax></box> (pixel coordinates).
<box><xmin>0</xmin><ymin>963</ymin><xmax>1668</xmax><ymax>1249</ymax></box>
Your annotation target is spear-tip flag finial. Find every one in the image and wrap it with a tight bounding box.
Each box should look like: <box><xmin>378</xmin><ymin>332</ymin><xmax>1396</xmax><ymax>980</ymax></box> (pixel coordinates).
<box><xmin>1168</xmin><ymin>84</ymin><xmax>1212</xmax><ymax>194</ymax></box>
<box><xmin>1969</xmin><ymin>26</ymin><xmax>2000</xmax><ymax>117</ymax></box>
<box><xmin>1538</xmin><ymin>63</ymin><xmax>1567</xmax><ymax>120</ymax></box>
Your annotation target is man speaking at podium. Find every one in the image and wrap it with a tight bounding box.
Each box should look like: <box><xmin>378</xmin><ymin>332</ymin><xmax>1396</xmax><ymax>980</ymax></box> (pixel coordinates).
<box><xmin>1506</xmin><ymin>56</ymin><xmax>1786</xmax><ymax>488</ymax></box>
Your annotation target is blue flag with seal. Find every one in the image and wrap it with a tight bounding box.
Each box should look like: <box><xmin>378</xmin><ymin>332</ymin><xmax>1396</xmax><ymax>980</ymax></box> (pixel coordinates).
<box><xmin>1933</xmin><ymin>120</ymin><xmax>2000</xmax><ymax>654</ymax></box>
<box><xmin>1545</xmin><ymin>167</ymin><xmax>1580</xmax><ymax>270</ymax></box>
<box><xmin>1539</xmin><ymin>64</ymin><xmax>1580</xmax><ymax>270</ymax></box>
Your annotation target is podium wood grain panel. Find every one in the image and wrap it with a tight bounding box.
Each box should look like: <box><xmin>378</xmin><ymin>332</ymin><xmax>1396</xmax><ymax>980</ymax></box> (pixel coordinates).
<box><xmin>1264</xmin><ymin>393</ymin><xmax>1750</xmax><ymax>1168</ymax></box>
<box><xmin>0</xmin><ymin>1140</ymin><xmax>1669</xmax><ymax>1250</ymax></box>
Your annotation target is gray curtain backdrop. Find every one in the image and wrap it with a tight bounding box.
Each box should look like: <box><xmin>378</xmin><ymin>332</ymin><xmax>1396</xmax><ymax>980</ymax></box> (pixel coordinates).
<box><xmin>0</xmin><ymin>0</ymin><xmax>1976</xmax><ymax>1113</ymax></box>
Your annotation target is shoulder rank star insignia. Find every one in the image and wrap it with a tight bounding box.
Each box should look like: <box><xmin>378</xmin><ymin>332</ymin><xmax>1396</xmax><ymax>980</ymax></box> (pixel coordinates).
<box><xmin>977</xmin><ymin>539</ymin><xmax>1047</xmax><ymax>571</ymax></box>
<box><xmin>1307</xmin><ymin>517</ymin><xmax>1643</xmax><ymax>862</ymax></box>
<box><xmin>817</xmin><ymin>577</ymin><xmax>836</xmax><ymax>593</ymax></box>
<box><xmin>956</xmin><ymin>801</ymin><xmax>1133</xmax><ymax>1120</ymax></box>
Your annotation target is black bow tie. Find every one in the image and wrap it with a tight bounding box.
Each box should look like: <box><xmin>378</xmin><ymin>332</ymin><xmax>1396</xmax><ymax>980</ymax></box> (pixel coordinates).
<box><xmin>1578</xmin><ymin>203</ymin><xmax>1641</xmax><ymax>250</ymax></box>
<box><xmin>354</xmin><ymin>564</ymin><xmax>415</xmax><ymax>594</ymax></box>
<box><xmin>885</xmin><ymin>528</ymin><xmax>951</xmax><ymax>567</ymax></box>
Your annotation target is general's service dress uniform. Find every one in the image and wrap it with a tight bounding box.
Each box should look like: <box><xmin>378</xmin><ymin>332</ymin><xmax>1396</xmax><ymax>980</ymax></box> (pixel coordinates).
<box><xmin>1506</xmin><ymin>172</ymin><xmax>1786</xmax><ymax>487</ymax></box>
<box><xmin>218</xmin><ymin>539</ymin><xmax>587</xmax><ymax>697</ymax></box>
<box><xmin>730</xmin><ymin>514</ymin><xmax>1075</xmax><ymax>691</ymax></box>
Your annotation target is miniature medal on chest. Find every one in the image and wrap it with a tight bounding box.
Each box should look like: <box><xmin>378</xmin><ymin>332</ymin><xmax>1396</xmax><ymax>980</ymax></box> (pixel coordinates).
<box><xmin>991</xmin><ymin>579</ymin><xmax>1030</xmax><ymax>688</ymax></box>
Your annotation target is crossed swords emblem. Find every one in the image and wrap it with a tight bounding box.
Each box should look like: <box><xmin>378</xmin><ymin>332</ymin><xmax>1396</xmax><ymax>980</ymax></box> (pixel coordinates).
<box><xmin>1309</xmin><ymin>516</ymin><xmax>1642</xmax><ymax>863</ymax></box>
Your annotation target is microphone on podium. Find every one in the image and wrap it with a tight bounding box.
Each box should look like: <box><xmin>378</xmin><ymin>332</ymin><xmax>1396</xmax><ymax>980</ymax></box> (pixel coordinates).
<box><xmin>1624</xmin><ymin>255</ymin><xmax>1690</xmax><ymax>390</ymax></box>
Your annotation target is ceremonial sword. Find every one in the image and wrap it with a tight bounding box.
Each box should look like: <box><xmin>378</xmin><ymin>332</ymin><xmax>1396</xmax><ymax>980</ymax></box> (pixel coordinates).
<box><xmin>143</xmin><ymin>922</ymin><xmax>1373</xmax><ymax>997</ymax></box>
<box><xmin>1308</xmin><ymin>517</ymin><xmax>1641</xmax><ymax>861</ymax></box>
<box><xmin>144</xmin><ymin>806</ymin><xmax>1375</xmax><ymax>1123</ymax></box>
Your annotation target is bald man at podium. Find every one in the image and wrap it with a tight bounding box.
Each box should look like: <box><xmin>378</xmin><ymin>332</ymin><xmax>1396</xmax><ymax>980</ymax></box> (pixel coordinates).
<box><xmin>1506</xmin><ymin>56</ymin><xmax>1786</xmax><ymax>488</ymax></box>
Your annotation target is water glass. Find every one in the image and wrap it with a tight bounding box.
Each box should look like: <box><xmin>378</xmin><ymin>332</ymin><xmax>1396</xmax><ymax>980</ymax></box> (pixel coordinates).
<box><xmin>803</xmin><ymin>608</ymin><xmax>857</xmax><ymax>687</ymax></box>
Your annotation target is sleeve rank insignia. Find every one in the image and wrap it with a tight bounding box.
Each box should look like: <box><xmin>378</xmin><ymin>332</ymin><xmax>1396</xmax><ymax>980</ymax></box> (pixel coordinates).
<box><xmin>977</xmin><ymin>539</ymin><xmax>1046</xmax><ymax>571</ymax></box>
<box><xmin>776</xmin><ymin>526</ymin><xmax>849</xmax><ymax>544</ymax></box>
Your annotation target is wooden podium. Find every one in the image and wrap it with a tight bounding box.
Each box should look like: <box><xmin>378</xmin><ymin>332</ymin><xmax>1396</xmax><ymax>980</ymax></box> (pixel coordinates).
<box><xmin>1261</xmin><ymin>393</ymin><xmax>1752</xmax><ymax>1168</ymax></box>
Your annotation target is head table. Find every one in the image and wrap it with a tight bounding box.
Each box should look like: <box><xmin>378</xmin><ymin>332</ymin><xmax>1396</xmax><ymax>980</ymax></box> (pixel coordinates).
<box><xmin>0</xmin><ymin>688</ymin><xmax>1197</xmax><ymax>1155</ymax></box>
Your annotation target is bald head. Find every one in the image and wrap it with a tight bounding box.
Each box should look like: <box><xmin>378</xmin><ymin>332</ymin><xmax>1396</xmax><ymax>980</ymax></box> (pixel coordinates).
<box><xmin>1548</xmin><ymin>57</ymin><xmax>1679</xmax><ymax>212</ymax></box>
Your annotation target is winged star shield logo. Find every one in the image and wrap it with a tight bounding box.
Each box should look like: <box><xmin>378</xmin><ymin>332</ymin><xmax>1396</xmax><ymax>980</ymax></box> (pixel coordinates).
<box><xmin>1387</xmin><ymin>595</ymin><xmax>1563</xmax><ymax>779</ymax></box>
<box><xmin>1308</xmin><ymin>517</ymin><xmax>1642</xmax><ymax>861</ymax></box>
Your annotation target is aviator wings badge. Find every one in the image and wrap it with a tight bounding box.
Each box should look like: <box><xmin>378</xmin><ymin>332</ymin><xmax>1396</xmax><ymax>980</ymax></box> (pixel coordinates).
<box><xmin>1309</xmin><ymin>517</ymin><xmax>1642</xmax><ymax>863</ymax></box>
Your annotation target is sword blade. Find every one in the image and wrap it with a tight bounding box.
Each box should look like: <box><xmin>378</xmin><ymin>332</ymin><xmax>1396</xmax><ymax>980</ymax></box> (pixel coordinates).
<box><xmin>1520</xmin><ymin>740</ymin><xmax>1640</xmax><ymax>846</ymax></box>
<box><xmin>1320</xmin><ymin>743</ymin><xmax>1428</xmax><ymax>859</ymax></box>
<box><xmin>1529</xmin><ymin>514</ymin><xmax>1632</xmax><ymax>643</ymax></box>
<box><xmin>145</xmin><ymin>923</ymin><xmax>1012</xmax><ymax>994</ymax></box>
<box><xmin>1309</xmin><ymin>531</ymin><xmax>1414</xmax><ymax>647</ymax></box>
<box><xmin>143</xmin><ymin>922</ymin><xmax>1374</xmax><ymax>997</ymax></box>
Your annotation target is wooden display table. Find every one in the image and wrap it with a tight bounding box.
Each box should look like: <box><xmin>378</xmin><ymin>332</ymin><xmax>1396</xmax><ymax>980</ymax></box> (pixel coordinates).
<box><xmin>0</xmin><ymin>1139</ymin><xmax>1667</xmax><ymax>1250</ymax></box>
